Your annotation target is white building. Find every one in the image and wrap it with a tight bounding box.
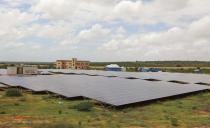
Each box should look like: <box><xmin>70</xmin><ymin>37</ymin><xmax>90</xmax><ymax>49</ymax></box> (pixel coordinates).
<box><xmin>7</xmin><ymin>65</ymin><xmax>38</xmax><ymax>75</ymax></box>
<box><xmin>105</xmin><ymin>64</ymin><xmax>126</xmax><ymax>72</ymax></box>
<box><xmin>7</xmin><ymin>67</ymin><xmax>18</xmax><ymax>75</ymax></box>
<box><xmin>23</xmin><ymin>66</ymin><xmax>38</xmax><ymax>75</ymax></box>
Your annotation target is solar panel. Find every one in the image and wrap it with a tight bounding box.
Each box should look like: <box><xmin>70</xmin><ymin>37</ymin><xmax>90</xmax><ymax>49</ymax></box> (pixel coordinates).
<box><xmin>154</xmin><ymin>72</ymin><xmax>210</xmax><ymax>85</ymax></box>
<box><xmin>0</xmin><ymin>84</ymin><xmax>6</xmax><ymax>88</ymax></box>
<box><xmin>0</xmin><ymin>75</ymin><xmax>209</xmax><ymax>106</ymax></box>
<box><xmin>40</xmin><ymin>69</ymin><xmax>210</xmax><ymax>85</ymax></box>
<box><xmin>64</xmin><ymin>75</ymin><xmax>209</xmax><ymax>106</ymax></box>
<box><xmin>0</xmin><ymin>69</ymin><xmax>6</xmax><ymax>75</ymax></box>
<box><xmin>0</xmin><ymin>75</ymin><xmax>81</xmax><ymax>97</ymax></box>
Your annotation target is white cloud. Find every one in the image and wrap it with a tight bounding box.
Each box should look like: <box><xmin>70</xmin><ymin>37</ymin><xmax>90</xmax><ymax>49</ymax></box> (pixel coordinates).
<box><xmin>78</xmin><ymin>24</ymin><xmax>110</xmax><ymax>41</ymax></box>
<box><xmin>4</xmin><ymin>42</ymin><xmax>25</xmax><ymax>48</ymax></box>
<box><xmin>113</xmin><ymin>1</ymin><xmax>143</xmax><ymax>17</ymax></box>
<box><xmin>188</xmin><ymin>16</ymin><xmax>210</xmax><ymax>39</ymax></box>
<box><xmin>0</xmin><ymin>0</ymin><xmax>210</xmax><ymax>61</ymax></box>
<box><xmin>37</xmin><ymin>23</ymin><xmax>71</xmax><ymax>40</ymax></box>
<box><xmin>111</xmin><ymin>0</ymin><xmax>210</xmax><ymax>26</ymax></box>
<box><xmin>0</xmin><ymin>8</ymin><xmax>35</xmax><ymax>31</ymax></box>
<box><xmin>31</xmin><ymin>44</ymin><xmax>41</xmax><ymax>49</ymax></box>
<box><xmin>0</xmin><ymin>8</ymin><xmax>37</xmax><ymax>50</ymax></box>
<box><xmin>32</xmin><ymin>0</ymin><xmax>79</xmax><ymax>20</ymax></box>
<box><xmin>99</xmin><ymin>16</ymin><xmax>210</xmax><ymax>61</ymax></box>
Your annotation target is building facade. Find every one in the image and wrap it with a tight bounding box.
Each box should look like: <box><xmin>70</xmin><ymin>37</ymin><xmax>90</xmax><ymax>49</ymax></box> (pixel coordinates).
<box><xmin>56</xmin><ymin>58</ymin><xmax>90</xmax><ymax>69</ymax></box>
<box><xmin>22</xmin><ymin>66</ymin><xmax>38</xmax><ymax>75</ymax></box>
<box><xmin>7</xmin><ymin>67</ymin><xmax>18</xmax><ymax>75</ymax></box>
<box><xmin>7</xmin><ymin>65</ymin><xmax>38</xmax><ymax>75</ymax></box>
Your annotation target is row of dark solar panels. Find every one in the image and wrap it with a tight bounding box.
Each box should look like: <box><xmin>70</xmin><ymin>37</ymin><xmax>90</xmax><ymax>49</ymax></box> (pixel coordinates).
<box><xmin>0</xmin><ymin>83</ymin><xmax>7</xmax><ymax>88</ymax></box>
<box><xmin>1</xmin><ymin>69</ymin><xmax>210</xmax><ymax>86</ymax></box>
<box><xmin>0</xmin><ymin>70</ymin><xmax>7</xmax><ymax>90</ymax></box>
<box><xmin>0</xmin><ymin>69</ymin><xmax>6</xmax><ymax>75</ymax></box>
<box><xmin>0</xmin><ymin>74</ymin><xmax>209</xmax><ymax>106</ymax></box>
<box><xmin>39</xmin><ymin>69</ymin><xmax>210</xmax><ymax>86</ymax></box>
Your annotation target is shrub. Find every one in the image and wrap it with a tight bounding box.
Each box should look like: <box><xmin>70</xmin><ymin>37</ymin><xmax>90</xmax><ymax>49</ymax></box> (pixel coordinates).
<box><xmin>170</xmin><ymin>117</ymin><xmax>179</xmax><ymax>127</ymax></box>
<box><xmin>58</xmin><ymin>110</ymin><xmax>62</xmax><ymax>114</ymax></box>
<box><xmin>0</xmin><ymin>111</ymin><xmax>6</xmax><ymax>114</ymax></box>
<box><xmin>78</xmin><ymin>121</ymin><xmax>82</xmax><ymax>126</ymax></box>
<box><xmin>5</xmin><ymin>88</ymin><xmax>22</xmax><ymax>97</ymax></box>
<box><xmin>75</xmin><ymin>101</ymin><xmax>93</xmax><ymax>112</ymax></box>
<box><xmin>192</xmin><ymin>106</ymin><xmax>197</xmax><ymax>110</ymax></box>
<box><xmin>19</xmin><ymin>97</ymin><xmax>27</xmax><ymax>102</ymax></box>
<box><xmin>42</xmin><ymin>95</ymin><xmax>54</xmax><ymax>100</ymax></box>
<box><xmin>14</xmin><ymin>103</ymin><xmax>20</xmax><ymax>106</ymax></box>
<box><xmin>68</xmin><ymin>105</ymin><xmax>75</xmax><ymax>109</ymax></box>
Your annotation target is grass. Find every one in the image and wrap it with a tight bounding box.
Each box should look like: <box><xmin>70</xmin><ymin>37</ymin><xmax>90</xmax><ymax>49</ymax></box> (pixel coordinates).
<box><xmin>0</xmin><ymin>90</ymin><xmax>210</xmax><ymax>128</ymax></box>
<box><xmin>75</xmin><ymin>101</ymin><xmax>93</xmax><ymax>112</ymax></box>
<box><xmin>5</xmin><ymin>88</ymin><xmax>23</xmax><ymax>97</ymax></box>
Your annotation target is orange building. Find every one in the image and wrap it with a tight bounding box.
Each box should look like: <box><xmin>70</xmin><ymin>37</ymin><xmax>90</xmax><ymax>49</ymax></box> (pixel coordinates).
<box><xmin>56</xmin><ymin>58</ymin><xmax>90</xmax><ymax>69</ymax></box>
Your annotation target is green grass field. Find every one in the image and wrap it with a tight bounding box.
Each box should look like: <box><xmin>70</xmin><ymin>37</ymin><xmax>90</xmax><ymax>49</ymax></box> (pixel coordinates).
<box><xmin>0</xmin><ymin>90</ymin><xmax>210</xmax><ymax>128</ymax></box>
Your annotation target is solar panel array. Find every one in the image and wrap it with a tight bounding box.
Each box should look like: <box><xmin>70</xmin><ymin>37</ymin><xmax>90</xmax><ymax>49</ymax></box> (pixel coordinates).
<box><xmin>39</xmin><ymin>69</ymin><xmax>210</xmax><ymax>85</ymax></box>
<box><xmin>0</xmin><ymin>69</ymin><xmax>6</xmax><ymax>75</ymax></box>
<box><xmin>0</xmin><ymin>74</ymin><xmax>209</xmax><ymax>106</ymax></box>
<box><xmin>0</xmin><ymin>84</ymin><xmax>6</xmax><ymax>88</ymax></box>
<box><xmin>0</xmin><ymin>69</ymin><xmax>8</xmax><ymax>88</ymax></box>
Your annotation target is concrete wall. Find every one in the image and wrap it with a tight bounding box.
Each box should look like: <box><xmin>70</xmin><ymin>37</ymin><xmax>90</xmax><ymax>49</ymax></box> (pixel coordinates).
<box><xmin>23</xmin><ymin>67</ymin><xmax>38</xmax><ymax>75</ymax></box>
<box><xmin>7</xmin><ymin>67</ymin><xmax>17</xmax><ymax>75</ymax></box>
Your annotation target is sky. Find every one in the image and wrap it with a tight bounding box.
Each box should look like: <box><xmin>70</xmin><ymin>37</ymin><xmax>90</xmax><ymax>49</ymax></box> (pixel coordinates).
<box><xmin>0</xmin><ymin>0</ymin><xmax>210</xmax><ymax>62</ymax></box>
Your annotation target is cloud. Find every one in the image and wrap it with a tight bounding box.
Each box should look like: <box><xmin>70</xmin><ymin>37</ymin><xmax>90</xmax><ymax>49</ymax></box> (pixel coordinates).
<box><xmin>111</xmin><ymin>0</ymin><xmax>210</xmax><ymax>26</ymax></box>
<box><xmin>78</xmin><ymin>24</ymin><xmax>110</xmax><ymax>41</ymax></box>
<box><xmin>0</xmin><ymin>0</ymin><xmax>210</xmax><ymax>61</ymax></box>
<box><xmin>99</xmin><ymin>16</ymin><xmax>210</xmax><ymax>61</ymax></box>
<box><xmin>32</xmin><ymin>0</ymin><xmax>79</xmax><ymax>20</ymax></box>
<box><xmin>188</xmin><ymin>16</ymin><xmax>210</xmax><ymax>39</ymax></box>
<box><xmin>0</xmin><ymin>8</ymin><xmax>36</xmax><ymax>48</ymax></box>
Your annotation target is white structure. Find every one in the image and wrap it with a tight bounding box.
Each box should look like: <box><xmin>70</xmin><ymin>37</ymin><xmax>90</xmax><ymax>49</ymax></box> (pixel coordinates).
<box><xmin>7</xmin><ymin>67</ymin><xmax>18</xmax><ymax>75</ymax></box>
<box><xmin>105</xmin><ymin>64</ymin><xmax>126</xmax><ymax>72</ymax></box>
<box><xmin>106</xmin><ymin>64</ymin><xmax>120</xmax><ymax>68</ymax></box>
<box><xmin>7</xmin><ymin>65</ymin><xmax>38</xmax><ymax>75</ymax></box>
<box><xmin>121</xmin><ymin>66</ymin><xmax>126</xmax><ymax>72</ymax></box>
<box><xmin>23</xmin><ymin>66</ymin><xmax>38</xmax><ymax>75</ymax></box>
